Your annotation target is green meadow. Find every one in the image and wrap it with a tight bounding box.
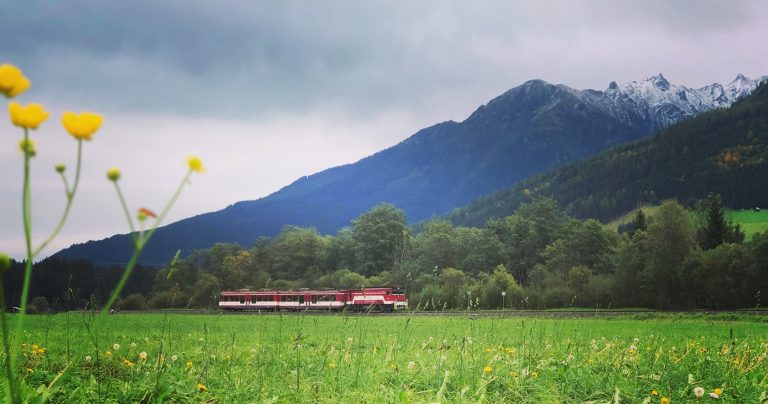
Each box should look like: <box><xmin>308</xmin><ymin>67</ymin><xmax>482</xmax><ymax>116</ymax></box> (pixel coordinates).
<box><xmin>608</xmin><ymin>205</ymin><xmax>768</xmax><ymax>240</ymax></box>
<box><xmin>725</xmin><ymin>209</ymin><xmax>768</xmax><ymax>240</ymax></box>
<box><xmin>7</xmin><ymin>313</ymin><xmax>768</xmax><ymax>402</ymax></box>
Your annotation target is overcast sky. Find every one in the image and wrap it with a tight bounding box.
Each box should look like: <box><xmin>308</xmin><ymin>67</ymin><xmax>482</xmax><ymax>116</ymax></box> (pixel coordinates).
<box><xmin>2</xmin><ymin>0</ymin><xmax>767</xmax><ymax>259</ymax></box>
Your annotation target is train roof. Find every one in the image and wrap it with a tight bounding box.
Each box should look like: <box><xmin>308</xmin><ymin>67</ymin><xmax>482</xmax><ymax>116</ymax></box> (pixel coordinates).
<box><xmin>220</xmin><ymin>286</ymin><xmax>403</xmax><ymax>295</ymax></box>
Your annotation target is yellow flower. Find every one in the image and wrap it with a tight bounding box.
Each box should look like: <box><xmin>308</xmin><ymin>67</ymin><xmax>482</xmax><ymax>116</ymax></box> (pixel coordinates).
<box><xmin>105</xmin><ymin>350</ymin><xmax>112</xmax><ymax>357</ymax></box>
<box><xmin>661</xmin><ymin>397</ymin><xmax>670</xmax><ymax>404</ymax></box>
<box><xmin>61</xmin><ymin>111</ymin><xmax>103</xmax><ymax>140</ymax></box>
<box><xmin>0</xmin><ymin>64</ymin><xmax>30</xmax><ymax>98</ymax></box>
<box><xmin>483</xmin><ymin>365</ymin><xmax>493</xmax><ymax>373</ymax></box>
<box><xmin>186</xmin><ymin>156</ymin><xmax>205</xmax><ymax>173</ymax></box>
<box><xmin>328</xmin><ymin>363</ymin><xmax>337</xmax><ymax>369</ymax></box>
<box><xmin>713</xmin><ymin>388</ymin><xmax>722</xmax><ymax>395</ymax></box>
<box><xmin>651</xmin><ymin>390</ymin><xmax>659</xmax><ymax>396</ymax></box>
<box><xmin>197</xmin><ymin>383</ymin><xmax>208</xmax><ymax>392</ymax></box>
<box><xmin>139</xmin><ymin>351</ymin><xmax>147</xmax><ymax>360</ymax></box>
<box><xmin>530</xmin><ymin>371</ymin><xmax>538</xmax><ymax>379</ymax></box>
<box><xmin>9</xmin><ymin>102</ymin><xmax>49</xmax><ymax>130</ymax></box>
<box><xmin>107</xmin><ymin>166</ymin><xmax>121</xmax><ymax>182</ymax></box>
<box><xmin>25</xmin><ymin>368</ymin><xmax>33</xmax><ymax>373</ymax></box>
<box><xmin>186</xmin><ymin>360</ymin><xmax>193</xmax><ymax>368</ymax></box>
<box><xmin>122</xmin><ymin>358</ymin><xmax>133</xmax><ymax>367</ymax></box>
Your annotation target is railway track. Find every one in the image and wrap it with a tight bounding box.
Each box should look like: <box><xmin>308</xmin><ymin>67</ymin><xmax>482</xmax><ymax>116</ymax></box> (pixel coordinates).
<box><xmin>109</xmin><ymin>309</ymin><xmax>768</xmax><ymax>318</ymax></box>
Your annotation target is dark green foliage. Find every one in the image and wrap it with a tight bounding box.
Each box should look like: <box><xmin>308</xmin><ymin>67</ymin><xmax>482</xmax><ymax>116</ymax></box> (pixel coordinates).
<box><xmin>351</xmin><ymin>203</ymin><xmax>410</xmax><ymax>277</ymax></box>
<box><xmin>629</xmin><ymin>209</ymin><xmax>648</xmax><ymax>235</ymax></box>
<box><xmin>2</xmin><ymin>257</ymin><xmax>156</xmax><ymax>311</ymax></box>
<box><xmin>9</xmin><ymin>190</ymin><xmax>768</xmax><ymax>311</ymax></box>
<box><xmin>695</xmin><ymin>193</ymin><xmax>744</xmax><ymax>250</ymax></box>
<box><xmin>30</xmin><ymin>296</ymin><xmax>49</xmax><ymax>313</ymax></box>
<box><xmin>117</xmin><ymin>293</ymin><xmax>147</xmax><ymax>310</ymax></box>
<box><xmin>641</xmin><ymin>200</ymin><xmax>697</xmax><ymax>308</ymax></box>
<box><xmin>698</xmin><ymin>194</ymin><xmax>728</xmax><ymax>249</ymax></box>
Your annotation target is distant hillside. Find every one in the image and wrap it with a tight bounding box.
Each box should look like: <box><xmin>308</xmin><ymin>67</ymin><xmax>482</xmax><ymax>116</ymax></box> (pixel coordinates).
<box><xmin>446</xmin><ymin>83</ymin><xmax>768</xmax><ymax>227</ymax></box>
<box><xmin>55</xmin><ymin>74</ymin><xmax>764</xmax><ymax>265</ymax></box>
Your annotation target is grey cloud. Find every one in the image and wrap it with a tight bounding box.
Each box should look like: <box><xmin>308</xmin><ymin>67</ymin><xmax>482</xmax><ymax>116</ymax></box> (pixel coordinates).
<box><xmin>1</xmin><ymin>0</ymin><xmax>766</xmax><ymax>120</ymax></box>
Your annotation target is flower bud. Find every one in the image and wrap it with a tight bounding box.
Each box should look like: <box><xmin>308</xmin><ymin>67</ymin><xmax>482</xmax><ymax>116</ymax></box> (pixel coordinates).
<box><xmin>137</xmin><ymin>207</ymin><xmax>157</xmax><ymax>222</ymax></box>
<box><xmin>19</xmin><ymin>138</ymin><xmax>37</xmax><ymax>157</ymax></box>
<box><xmin>186</xmin><ymin>156</ymin><xmax>205</xmax><ymax>173</ymax></box>
<box><xmin>0</xmin><ymin>252</ymin><xmax>10</xmax><ymax>273</ymax></box>
<box><xmin>55</xmin><ymin>164</ymin><xmax>66</xmax><ymax>174</ymax></box>
<box><xmin>107</xmin><ymin>166</ymin><xmax>121</xmax><ymax>182</ymax></box>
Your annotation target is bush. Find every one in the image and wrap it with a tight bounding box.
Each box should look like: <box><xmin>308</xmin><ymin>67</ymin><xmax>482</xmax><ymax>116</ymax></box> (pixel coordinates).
<box><xmin>118</xmin><ymin>293</ymin><xmax>147</xmax><ymax>310</ymax></box>
<box><xmin>30</xmin><ymin>296</ymin><xmax>49</xmax><ymax>313</ymax></box>
<box><xmin>542</xmin><ymin>286</ymin><xmax>577</xmax><ymax>308</ymax></box>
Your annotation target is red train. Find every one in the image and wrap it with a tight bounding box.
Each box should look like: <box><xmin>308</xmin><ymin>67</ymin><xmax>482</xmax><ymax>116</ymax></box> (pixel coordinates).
<box><xmin>219</xmin><ymin>287</ymin><xmax>408</xmax><ymax>312</ymax></box>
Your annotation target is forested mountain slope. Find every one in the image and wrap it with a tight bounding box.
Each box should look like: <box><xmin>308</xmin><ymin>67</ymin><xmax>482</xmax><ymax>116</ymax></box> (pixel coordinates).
<box><xmin>447</xmin><ymin>83</ymin><xmax>768</xmax><ymax>227</ymax></box>
<box><xmin>55</xmin><ymin>75</ymin><xmax>764</xmax><ymax>265</ymax></box>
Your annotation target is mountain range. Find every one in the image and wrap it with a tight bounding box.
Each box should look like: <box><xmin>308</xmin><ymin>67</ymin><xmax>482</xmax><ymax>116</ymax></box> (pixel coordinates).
<box><xmin>446</xmin><ymin>80</ymin><xmax>768</xmax><ymax>227</ymax></box>
<box><xmin>55</xmin><ymin>73</ymin><xmax>766</xmax><ymax>265</ymax></box>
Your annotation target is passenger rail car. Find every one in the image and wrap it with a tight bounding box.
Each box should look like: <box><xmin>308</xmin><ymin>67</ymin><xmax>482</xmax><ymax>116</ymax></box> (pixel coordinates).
<box><xmin>219</xmin><ymin>287</ymin><xmax>407</xmax><ymax>312</ymax></box>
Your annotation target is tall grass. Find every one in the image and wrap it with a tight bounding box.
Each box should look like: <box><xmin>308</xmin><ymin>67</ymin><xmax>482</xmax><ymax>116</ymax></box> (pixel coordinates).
<box><xmin>2</xmin><ymin>313</ymin><xmax>767</xmax><ymax>402</ymax></box>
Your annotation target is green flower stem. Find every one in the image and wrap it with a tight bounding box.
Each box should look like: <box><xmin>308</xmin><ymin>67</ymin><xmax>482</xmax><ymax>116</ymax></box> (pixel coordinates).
<box><xmin>146</xmin><ymin>170</ymin><xmax>193</xmax><ymax>240</ymax></box>
<box><xmin>112</xmin><ymin>181</ymin><xmax>137</xmax><ymax>247</ymax></box>
<box><xmin>6</xmin><ymin>128</ymin><xmax>35</xmax><ymax>403</ymax></box>
<box><xmin>94</xmin><ymin>169</ymin><xmax>193</xmax><ymax>330</ymax></box>
<box><xmin>58</xmin><ymin>171</ymin><xmax>71</xmax><ymax>195</ymax></box>
<box><xmin>0</xmin><ymin>272</ymin><xmax>18</xmax><ymax>402</ymax></box>
<box><xmin>33</xmin><ymin>139</ymin><xmax>83</xmax><ymax>257</ymax></box>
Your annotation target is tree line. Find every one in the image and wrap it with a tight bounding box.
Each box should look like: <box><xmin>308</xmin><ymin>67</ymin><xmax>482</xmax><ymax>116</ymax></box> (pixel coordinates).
<box><xmin>5</xmin><ymin>194</ymin><xmax>767</xmax><ymax>312</ymax></box>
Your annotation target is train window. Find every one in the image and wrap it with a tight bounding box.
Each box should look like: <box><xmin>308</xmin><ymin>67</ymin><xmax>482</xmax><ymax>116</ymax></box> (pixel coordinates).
<box><xmin>331</xmin><ymin>295</ymin><xmax>336</xmax><ymax>302</ymax></box>
<box><xmin>311</xmin><ymin>296</ymin><xmax>318</xmax><ymax>304</ymax></box>
<box><xmin>240</xmin><ymin>296</ymin><xmax>245</xmax><ymax>304</ymax></box>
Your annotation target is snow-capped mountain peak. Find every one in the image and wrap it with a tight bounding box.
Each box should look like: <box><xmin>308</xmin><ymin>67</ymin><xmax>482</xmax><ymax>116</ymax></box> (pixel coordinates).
<box><xmin>573</xmin><ymin>73</ymin><xmax>766</xmax><ymax>132</ymax></box>
<box><xmin>726</xmin><ymin>73</ymin><xmax>758</xmax><ymax>100</ymax></box>
<box><xmin>648</xmin><ymin>73</ymin><xmax>670</xmax><ymax>91</ymax></box>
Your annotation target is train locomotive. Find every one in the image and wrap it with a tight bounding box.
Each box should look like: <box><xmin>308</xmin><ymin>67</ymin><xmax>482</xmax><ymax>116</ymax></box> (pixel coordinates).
<box><xmin>219</xmin><ymin>287</ymin><xmax>408</xmax><ymax>312</ymax></box>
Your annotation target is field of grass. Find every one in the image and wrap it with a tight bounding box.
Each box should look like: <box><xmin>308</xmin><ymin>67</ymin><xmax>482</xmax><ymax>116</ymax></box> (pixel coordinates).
<box><xmin>607</xmin><ymin>205</ymin><xmax>768</xmax><ymax>240</ymax></box>
<box><xmin>4</xmin><ymin>313</ymin><xmax>768</xmax><ymax>402</ymax></box>
<box><xmin>725</xmin><ymin>209</ymin><xmax>768</xmax><ymax>240</ymax></box>
<box><xmin>604</xmin><ymin>205</ymin><xmax>662</xmax><ymax>233</ymax></box>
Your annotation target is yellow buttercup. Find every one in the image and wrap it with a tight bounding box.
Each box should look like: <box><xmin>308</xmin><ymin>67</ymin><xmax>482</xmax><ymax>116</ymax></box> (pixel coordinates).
<box><xmin>61</xmin><ymin>111</ymin><xmax>103</xmax><ymax>140</ymax></box>
<box><xmin>9</xmin><ymin>102</ymin><xmax>49</xmax><ymax>130</ymax></box>
<box><xmin>0</xmin><ymin>64</ymin><xmax>30</xmax><ymax>98</ymax></box>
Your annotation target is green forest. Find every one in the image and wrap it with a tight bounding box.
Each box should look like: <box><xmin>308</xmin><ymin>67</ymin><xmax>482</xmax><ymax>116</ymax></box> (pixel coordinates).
<box><xmin>6</xmin><ymin>194</ymin><xmax>768</xmax><ymax>312</ymax></box>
